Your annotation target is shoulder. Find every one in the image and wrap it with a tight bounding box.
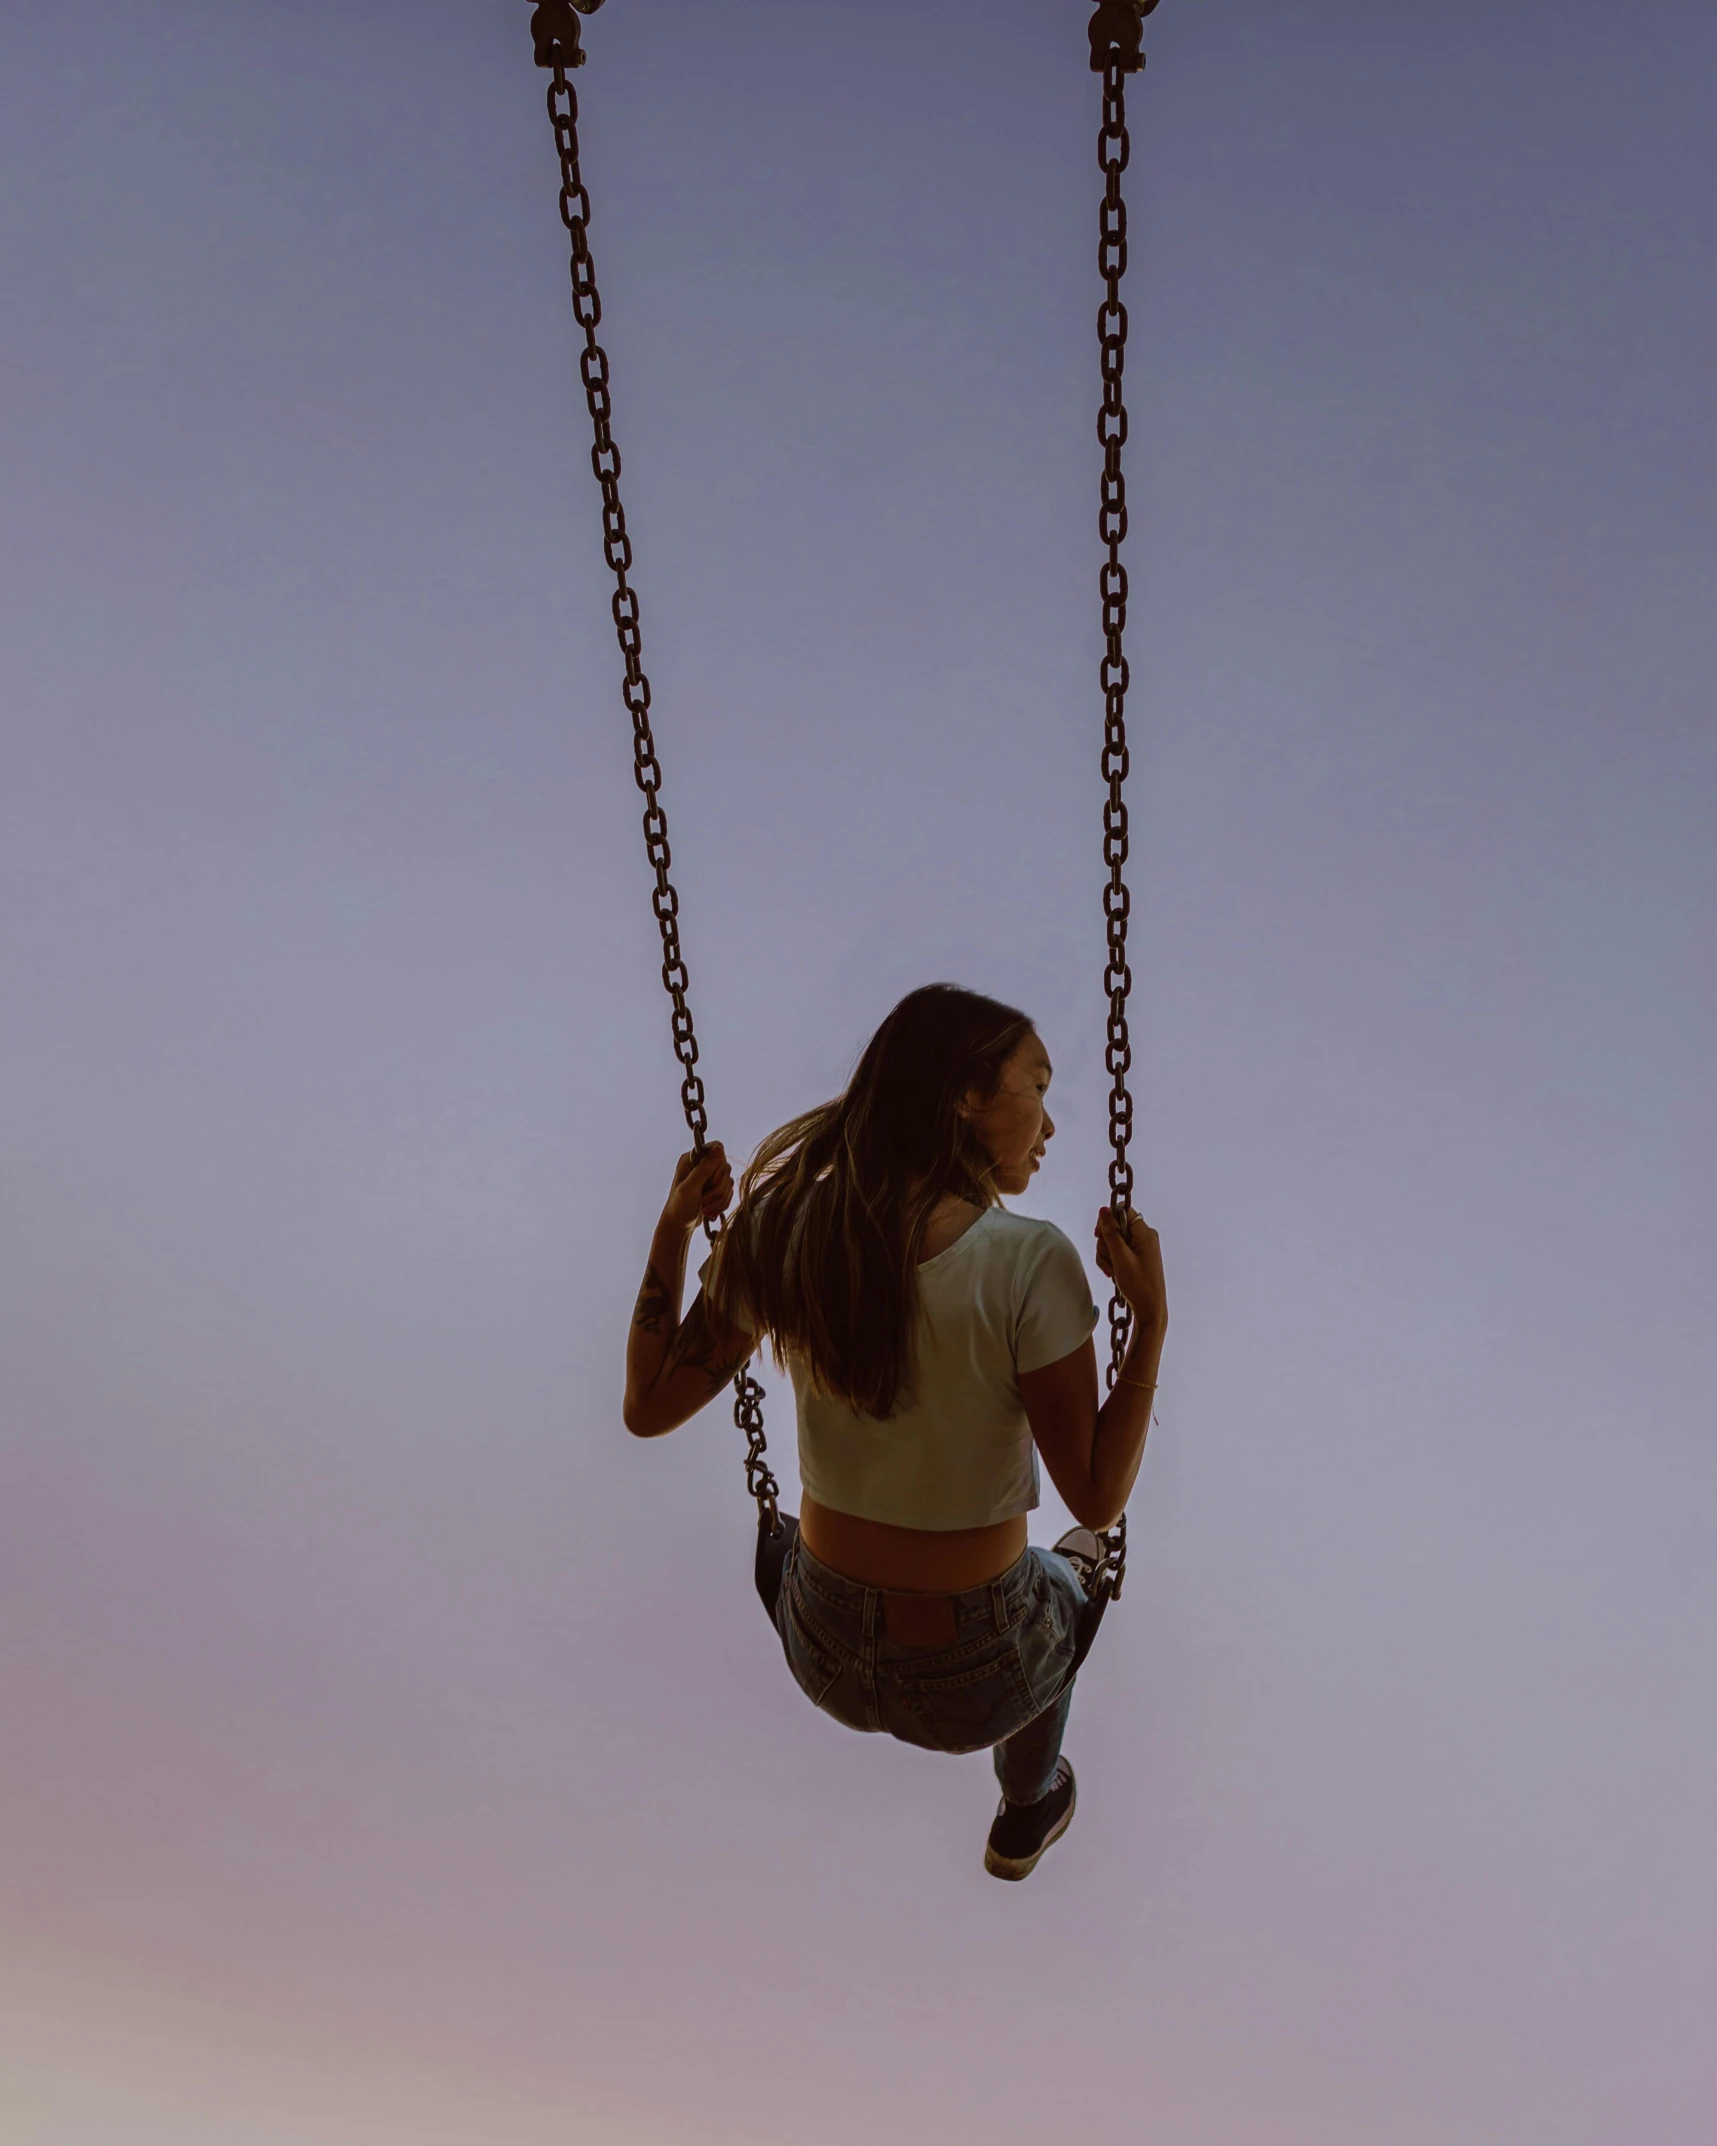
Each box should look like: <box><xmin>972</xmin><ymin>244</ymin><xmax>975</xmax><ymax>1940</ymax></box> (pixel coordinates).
<box><xmin>975</xmin><ymin>1211</ymin><xmax>1092</xmax><ymax>1297</ymax></box>
<box><xmin>699</xmin><ymin>1231</ymin><xmax>757</xmax><ymax>1335</ymax></box>
<box><xmin>981</xmin><ymin>1209</ymin><xmax>1083</xmax><ymax>1266</ymax></box>
<box><xmin>987</xmin><ymin>1212</ymin><xmax>1098</xmax><ymax>1371</ymax></box>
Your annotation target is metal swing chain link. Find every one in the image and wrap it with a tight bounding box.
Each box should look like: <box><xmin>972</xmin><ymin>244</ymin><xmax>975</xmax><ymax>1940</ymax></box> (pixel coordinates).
<box><xmin>1094</xmin><ymin>30</ymin><xmax>1146</xmax><ymax>1605</ymax></box>
<box><xmin>533</xmin><ymin>7</ymin><xmax>778</xmax><ymax>1529</ymax></box>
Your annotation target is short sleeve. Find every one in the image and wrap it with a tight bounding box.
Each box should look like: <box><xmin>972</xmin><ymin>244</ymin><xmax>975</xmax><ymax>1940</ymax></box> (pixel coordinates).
<box><xmin>1013</xmin><ymin>1224</ymin><xmax>1100</xmax><ymax>1375</ymax></box>
<box><xmin>698</xmin><ymin>1235</ymin><xmax>758</xmax><ymax>1335</ymax></box>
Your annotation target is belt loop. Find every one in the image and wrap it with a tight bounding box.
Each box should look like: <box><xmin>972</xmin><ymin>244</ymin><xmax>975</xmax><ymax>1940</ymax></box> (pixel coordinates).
<box><xmin>991</xmin><ymin>1577</ymin><xmax>1008</xmax><ymax>1635</ymax></box>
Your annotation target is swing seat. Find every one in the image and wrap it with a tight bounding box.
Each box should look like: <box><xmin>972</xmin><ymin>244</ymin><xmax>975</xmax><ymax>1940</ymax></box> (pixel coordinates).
<box><xmin>755</xmin><ymin>1508</ymin><xmax>800</xmax><ymax>1623</ymax></box>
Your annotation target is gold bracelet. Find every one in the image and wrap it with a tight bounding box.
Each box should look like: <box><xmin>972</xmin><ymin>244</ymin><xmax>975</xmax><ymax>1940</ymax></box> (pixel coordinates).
<box><xmin>1117</xmin><ymin>1373</ymin><xmax>1158</xmax><ymax>1392</ymax></box>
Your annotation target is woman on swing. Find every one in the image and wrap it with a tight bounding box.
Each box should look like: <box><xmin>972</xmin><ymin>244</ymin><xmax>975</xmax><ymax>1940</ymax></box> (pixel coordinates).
<box><xmin>622</xmin><ymin>983</ymin><xmax>1167</xmax><ymax>1881</ymax></box>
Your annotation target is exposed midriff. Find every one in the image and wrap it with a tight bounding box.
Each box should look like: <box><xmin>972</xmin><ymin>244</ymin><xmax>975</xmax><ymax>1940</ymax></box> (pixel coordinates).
<box><xmin>799</xmin><ymin>1493</ymin><xmax>1027</xmax><ymax>1593</ymax></box>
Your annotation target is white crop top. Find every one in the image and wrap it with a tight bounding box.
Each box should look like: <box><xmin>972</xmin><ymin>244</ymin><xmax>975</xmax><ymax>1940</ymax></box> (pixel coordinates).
<box><xmin>705</xmin><ymin>1207</ymin><xmax>1098</xmax><ymax>1532</ymax></box>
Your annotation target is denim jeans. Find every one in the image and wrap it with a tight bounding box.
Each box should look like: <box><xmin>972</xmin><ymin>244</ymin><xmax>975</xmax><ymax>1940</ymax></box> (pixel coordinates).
<box><xmin>775</xmin><ymin>1532</ymin><xmax>1086</xmax><ymax>1804</ymax></box>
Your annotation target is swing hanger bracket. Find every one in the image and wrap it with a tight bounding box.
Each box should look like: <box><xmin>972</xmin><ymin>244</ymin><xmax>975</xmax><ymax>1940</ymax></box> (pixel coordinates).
<box><xmin>531</xmin><ymin>0</ymin><xmax>605</xmax><ymax>72</ymax></box>
<box><xmin>1089</xmin><ymin>0</ymin><xmax>1155</xmax><ymax>74</ymax></box>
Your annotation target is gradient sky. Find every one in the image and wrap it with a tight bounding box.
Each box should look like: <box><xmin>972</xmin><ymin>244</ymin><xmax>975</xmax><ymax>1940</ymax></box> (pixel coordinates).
<box><xmin>3</xmin><ymin>3</ymin><xmax>1714</xmax><ymax>2142</ymax></box>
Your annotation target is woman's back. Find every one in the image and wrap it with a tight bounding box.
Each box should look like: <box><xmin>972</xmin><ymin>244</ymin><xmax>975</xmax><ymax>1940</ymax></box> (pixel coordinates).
<box><xmin>791</xmin><ymin>1205</ymin><xmax>1097</xmax><ymax>1530</ymax></box>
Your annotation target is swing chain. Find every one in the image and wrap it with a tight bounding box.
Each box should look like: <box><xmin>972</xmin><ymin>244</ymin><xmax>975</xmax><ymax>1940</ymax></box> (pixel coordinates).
<box><xmin>737</xmin><ymin>1361</ymin><xmax>778</xmax><ymax>1529</ymax></box>
<box><xmin>1095</xmin><ymin>40</ymin><xmax>1141</xmax><ymax>1605</ymax></box>
<box><xmin>537</xmin><ymin>21</ymin><xmax>778</xmax><ymax>1533</ymax></box>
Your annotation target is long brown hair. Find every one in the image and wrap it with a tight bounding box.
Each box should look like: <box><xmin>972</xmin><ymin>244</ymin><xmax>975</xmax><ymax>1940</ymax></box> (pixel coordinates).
<box><xmin>713</xmin><ymin>983</ymin><xmax>1035</xmax><ymax>1419</ymax></box>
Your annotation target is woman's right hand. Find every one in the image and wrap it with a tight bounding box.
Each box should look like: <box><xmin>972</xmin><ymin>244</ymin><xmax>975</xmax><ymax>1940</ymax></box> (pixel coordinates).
<box><xmin>1094</xmin><ymin>1206</ymin><xmax>1167</xmax><ymax>1335</ymax></box>
<box><xmin>661</xmin><ymin>1142</ymin><xmax>734</xmax><ymax>1235</ymax></box>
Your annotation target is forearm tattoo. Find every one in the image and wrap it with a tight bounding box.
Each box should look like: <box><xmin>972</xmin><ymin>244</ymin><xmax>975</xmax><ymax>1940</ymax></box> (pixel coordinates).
<box><xmin>633</xmin><ymin>1263</ymin><xmax>674</xmax><ymax>1335</ymax></box>
<box><xmin>665</xmin><ymin>1295</ymin><xmax>752</xmax><ymax>1399</ymax></box>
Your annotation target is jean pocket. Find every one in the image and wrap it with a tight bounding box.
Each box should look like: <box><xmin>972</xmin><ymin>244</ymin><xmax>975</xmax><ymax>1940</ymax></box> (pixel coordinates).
<box><xmin>782</xmin><ymin>1590</ymin><xmax>845</xmax><ymax>1711</ymax></box>
<box><xmin>892</xmin><ymin>1642</ymin><xmax>1038</xmax><ymax>1755</ymax></box>
<box><xmin>1019</xmin><ymin>1613</ymin><xmax>1078</xmax><ymax>1711</ymax></box>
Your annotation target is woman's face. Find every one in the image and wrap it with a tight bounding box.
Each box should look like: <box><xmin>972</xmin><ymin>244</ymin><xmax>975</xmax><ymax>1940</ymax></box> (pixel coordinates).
<box><xmin>966</xmin><ymin>1031</ymin><xmax>1055</xmax><ymax>1196</ymax></box>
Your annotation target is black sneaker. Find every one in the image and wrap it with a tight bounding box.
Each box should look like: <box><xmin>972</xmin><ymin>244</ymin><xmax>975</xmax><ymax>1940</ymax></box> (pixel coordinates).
<box><xmin>1053</xmin><ymin>1527</ymin><xmax>1102</xmax><ymax>1595</ymax></box>
<box><xmin>984</xmin><ymin>1760</ymin><xmax>1077</xmax><ymax>1882</ymax></box>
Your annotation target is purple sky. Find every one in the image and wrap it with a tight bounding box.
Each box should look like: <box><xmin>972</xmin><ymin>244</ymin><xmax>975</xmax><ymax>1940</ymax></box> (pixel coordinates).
<box><xmin>3</xmin><ymin>3</ymin><xmax>1714</xmax><ymax>2141</ymax></box>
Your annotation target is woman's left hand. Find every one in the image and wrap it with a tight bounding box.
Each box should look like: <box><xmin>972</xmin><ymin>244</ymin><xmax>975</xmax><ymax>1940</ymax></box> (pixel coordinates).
<box><xmin>661</xmin><ymin>1142</ymin><xmax>734</xmax><ymax>1234</ymax></box>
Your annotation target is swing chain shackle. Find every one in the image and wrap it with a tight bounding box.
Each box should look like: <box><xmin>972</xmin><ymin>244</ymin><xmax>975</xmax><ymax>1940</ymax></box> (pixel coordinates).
<box><xmin>530</xmin><ymin>0</ymin><xmax>605</xmax><ymax>71</ymax></box>
<box><xmin>1093</xmin><ymin>28</ymin><xmax>1150</xmax><ymax>1606</ymax></box>
<box><xmin>534</xmin><ymin>16</ymin><xmax>780</xmax><ymax>1532</ymax></box>
<box><xmin>1088</xmin><ymin>0</ymin><xmax>1155</xmax><ymax>75</ymax></box>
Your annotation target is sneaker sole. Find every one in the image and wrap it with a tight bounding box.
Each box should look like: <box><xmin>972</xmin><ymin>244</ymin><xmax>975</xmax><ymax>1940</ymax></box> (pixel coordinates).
<box><xmin>983</xmin><ymin>1774</ymin><xmax>1077</xmax><ymax>1882</ymax></box>
<box><xmin>1051</xmin><ymin>1528</ymin><xmax>1100</xmax><ymax>1594</ymax></box>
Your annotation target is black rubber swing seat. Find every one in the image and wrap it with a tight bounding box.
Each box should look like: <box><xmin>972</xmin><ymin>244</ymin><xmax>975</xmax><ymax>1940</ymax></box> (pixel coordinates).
<box><xmin>755</xmin><ymin>1509</ymin><xmax>800</xmax><ymax>1622</ymax></box>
